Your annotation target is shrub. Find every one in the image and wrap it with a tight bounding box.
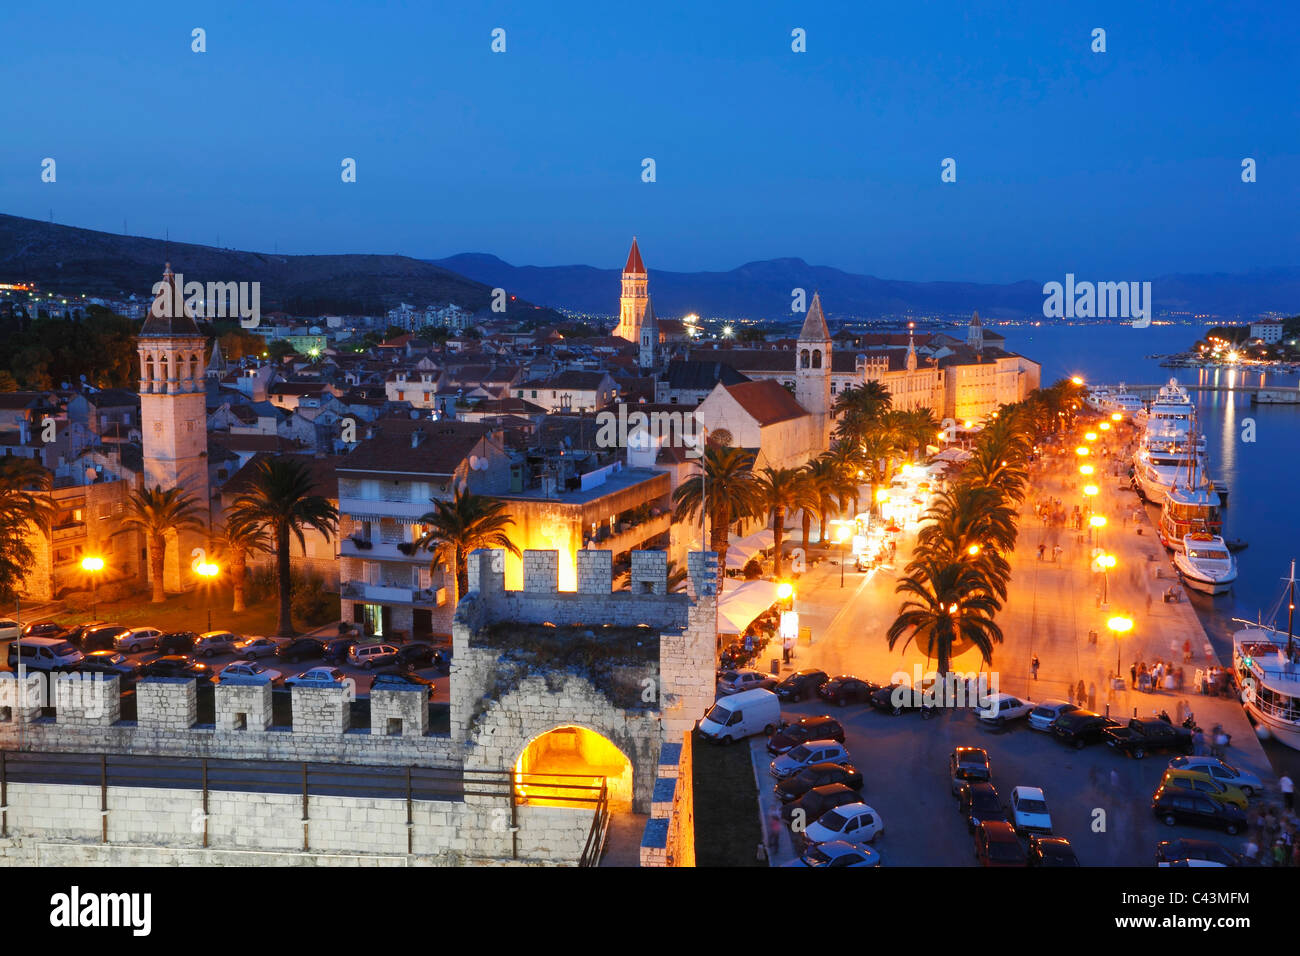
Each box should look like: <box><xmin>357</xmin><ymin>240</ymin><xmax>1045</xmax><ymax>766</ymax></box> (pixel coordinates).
<box><xmin>743</xmin><ymin>558</ymin><xmax>762</xmax><ymax>580</ymax></box>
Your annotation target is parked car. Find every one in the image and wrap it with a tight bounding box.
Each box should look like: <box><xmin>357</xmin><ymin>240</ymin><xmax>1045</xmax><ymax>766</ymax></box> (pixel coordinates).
<box><xmin>1167</xmin><ymin>756</ymin><xmax>1263</xmax><ymax>798</ymax></box>
<box><xmin>322</xmin><ymin>637</ymin><xmax>358</xmax><ymax>664</ymax></box>
<box><xmin>1155</xmin><ymin>838</ymin><xmax>1256</xmax><ymax>867</ymax></box>
<box><xmin>277</xmin><ymin>637</ymin><xmax>324</xmax><ymax>664</ymax></box>
<box><xmin>774</xmin><ymin>668</ymin><xmax>829</xmax><ymax>702</ymax></box>
<box><xmin>348</xmin><ymin>642</ymin><xmax>400</xmax><ymax>670</ymax></box>
<box><xmin>1010</xmin><ymin>786</ymin><xmax>1054</xmax><ymax>835</ymax></box>
<box><xmin>959</xmin><ymin>782</ymin><xmax>1010</xmax><ymax>832</ymax></box>
<box><xmin>1158</xmin><ymin>770</ymin><xmax>1249</xmax><ymax>810</ymax></box>
<box><xmin>949</xmin><ymin>747</ymin><xmax>991</xmax><ymax>795</ymax></box>
<box><xmin>974</xmin><ymin>820</ymin><xmax>1027</xmax><ymax>866</ymax></box>
<box><xmin>138</xmin><ymin>655</ymin><xmax>213</xmax><ymax>683</ymax></box>
<box><xmin>784</xmin><ymin>840</ymin><xmax>881</xmax><ymax>868</ymax></box>
<box><xmin>1050</xmin><ymin>709</ymin><xmax>1120</xmax><ymax>749</ymax></box>
<box><xmin>1104</xmin><ymin>718</ymin><xmax>1194</xmax><ymax>759</ymax></box>
<box><xmin>801</xmin><ymin>802</ymin><xmax>883</xmax><ymax>848</ymax></box>
<box><xmin>193</xmin><ymin>631</ymin><xmax>241</xmax><ymax>658</ymax></box>
<box><xmin>284</xmin><ymin>666</ymin><xmax>347</xmax><ymax>688</ymax></box>
<box><xmin>817</xmin><ymin>675</ymin><xmax>880</xmax><ymax>707</ymax></box>
<box><xmin>6</xmin><ymin>637</ymin><xmax>83</xmax><ymax>672</ymax></box>
<box><xmin>20</xmin><ymin>620</ymin><xmax>67</xmax><ymax>639</ymax></box>
<box><xmin>1028</xmin><ymin>835</ymin><xmax>1080</xmax><ymax>866</ymax></box>
<box><xmin>0</xmin><ymin>619</ymin><xmax>19</xmax><ymax>641</ymax></box>
<box><xmin>870</xmin><ymin>682</ymin><xmax>936</xmax><ymax>718</ymax></box>
<box><xmin>977</xmin><ymin>692</ymin><xmax>1035</xmax><ymax>726</ymax></box>
<box><xmin>1152</xmin><ymin>786</ymin><xmax>1247</xmax><ymax>834</ymax></box>
<box><xmin>370</xmin><ymin>671</ymin><xmax>434</xmax><ymax>690</ymax></box>
<box><xmin>71</xmin><ymin>650</ymin><xmax>141</xmax><ymax>682</ymax></box>
<box><xmin>396</xmin><ymin>642</ymin><xmax>437</xmax><ymax>672</ymax></box>
<box><xmin>698</xmin><ymin>689</ymin><xmax>781</xmax><ymax>744</ymax></box>
<box><xmin>156</xmin><ymin>631</ymin><xmax>198</xmax><ymax>655</ymax></box>
<box><xmin>717</xmin><ymin>668</ymin><xmax>777</xmax><ymax>696</ymax></box>
<box><xmin>781</xmin><ymin>782</ymin><xmax>863</xmax><ymax>827</ymax></box>
<box><xmin>235</xmin><ymin>636</ymin><xmax>281</xmax><ymax>660</ymax></box>
<box><xmin>218</xmin><ymin>661</ymin><xmax>282</xmax><ymax>683</ymax></box>
<box><xmin>774</xmin><ymin>762</ymin><xmax>864</xmax><ymax>803</ymax></box>
<box><xmin>62</xmin><ymin>621</ymin><xmax>109</xmax><ymax>648</ymax></box>
<box><xmin>1028</xmin><ymin>699</ymin><xmax>1078</xmax><ymax>732</ymax></box>
<box><xmin>115</xmin><ymin>627</ymin><xmax>164</xmax><ymax>654</ymax></box>
<box><xmin>769</xmin><ymin>740</ymin><xmax>852</xmax><ymax>779</ymax></box>
<box><xmin>766</xmin><ymin>715</ymin><xmax>845</xmax><ymax>755</ymax></box>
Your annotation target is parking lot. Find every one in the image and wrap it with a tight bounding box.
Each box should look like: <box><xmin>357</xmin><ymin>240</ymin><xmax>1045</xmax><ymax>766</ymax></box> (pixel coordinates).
<box><xmin>754</xmin><ymin>694</ymin><xmax>1261</xmax><ymax>866</ymax></box>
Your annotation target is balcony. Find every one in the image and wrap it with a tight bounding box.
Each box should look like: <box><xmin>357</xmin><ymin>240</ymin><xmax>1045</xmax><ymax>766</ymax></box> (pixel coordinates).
<box><xmin>583</xmin><ymin>512</ymin><xmax>671</xmax><ymax>555</ymax></box>
<box><xmin>340</xmin><ymin>537</ymin><xmax>426</xmax><ymax>562</ymax></box>
<box><xmin>338</xmin><ymin>495</ymin><xmax>430</xmax><ymax>520</ymax></box>
<box><xmin>341</xmin><ymin>581</ymin><xmax>438</xmax><ymax>605</ymax></box>
<box><xmin>51</xmin><ymin>523</ymin><xmax>87</xmax><ymax>542</ymax></box>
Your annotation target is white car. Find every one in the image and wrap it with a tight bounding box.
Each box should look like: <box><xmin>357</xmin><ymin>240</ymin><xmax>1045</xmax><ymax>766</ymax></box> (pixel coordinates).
<box><xmin>1010</xmin><ymin>786</ymin><xmax>1053</xmax><ymax>835</ymax></box>
<box><xmin>978</xmin><ymin>693</ymin><xmax>1035</xmax><ymax>725</ymax></box>
<box><xmin>115</xmin><ymin>627</ymin><xmax>163</xmax><ymax>654</ymax></box>
<box><xmin>284</xmin><ymin>666</ymin><xmax>345</xmax><ymax>688</ymax></box>
<box><xmin>220</xmin><ymin>661</ymin><xmax>282</xmax><ymax>683</ymax></box>
<box><xmin>716</xmin><ymin>668</ymin><xmax>775</xmax><ymax>696</ymax></box>
<box><xmin>0</xmin><ymin>619</ymin><xmax>20</xmax><ymax>641</ymax></box>
<box><xmin>802</xmin><ymin>803</ymin><xmax>883</xmax><ymax>847</ymax></box>
<box><xmin>1167</xmin><ymin>756</ymin><xmax>1263</xmax><ymax>798</ymax></box>
<box><xmin>769</xmin><ymin>740</ymin><xmax>851</xmax><ymax>779</ymax></box>
<box><xmin>1028</xmin><ymin>699</ymin><xmax>1078</xmax><ymax>732</ymax></box>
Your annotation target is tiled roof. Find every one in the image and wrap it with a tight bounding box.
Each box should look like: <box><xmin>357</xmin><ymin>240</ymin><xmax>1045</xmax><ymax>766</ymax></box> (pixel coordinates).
<box><xmin>723</xmin><ymin>380</ymin><xmax>808</xmax><ymax>426</ymax></box>
<box><xmin>337</xmin><ymin>419</ymin><xmax>493</xmax><ymax>477</ymax></box>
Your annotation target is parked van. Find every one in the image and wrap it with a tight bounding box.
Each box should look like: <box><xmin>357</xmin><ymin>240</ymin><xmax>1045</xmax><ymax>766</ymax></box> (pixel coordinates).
<box><xmin>6</xmin><ymin>637</ymin><xmax>85</xmax><ymax>672</ymax></box>
<box><xmin>697</xmin><ymin>688</ymin><xmax>781</xmax><ymax>744</ymax></box>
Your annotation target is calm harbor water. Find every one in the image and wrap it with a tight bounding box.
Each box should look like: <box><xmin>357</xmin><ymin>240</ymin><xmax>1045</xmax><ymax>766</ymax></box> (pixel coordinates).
<box><xmin>1005</xmin><ymin>322</ymin><xmax>1299</xmax><ymax>639</ymax></box>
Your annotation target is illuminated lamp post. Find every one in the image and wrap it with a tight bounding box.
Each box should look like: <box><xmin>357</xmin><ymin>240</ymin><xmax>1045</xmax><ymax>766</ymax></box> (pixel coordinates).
<box><xmin>1108</xmin><ymin>615</ymin><xmax>1133</xmax><ymax>681</ymax></box>
<box><xmin>196</xmin><ymin>561</ymin><xmax>220</xmax><ymax>631</ymax></box>
<box><xmin>81</xmin><ymin>556</ymin><xmax>105</xmax><ymax>618</ymax></box>
<box><xmin>837</xmin><ymin>525</ymin><xmax>850</xmax><ymax>588</ymax></box>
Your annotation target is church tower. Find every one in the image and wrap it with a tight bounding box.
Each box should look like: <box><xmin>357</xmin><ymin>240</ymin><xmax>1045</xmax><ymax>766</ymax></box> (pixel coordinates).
<box><xmin>639</xmin><ymin>295</ymin><xmax>659</xmax><ymax>371</ymax></box>
<box><xmin>138</xmin><ymin>264</ymin><xmax>210</xmax><ymax>593</ymax></box>
<box><xmin>796</xmin><ymin>291</ymin><xmax>833</xmax><ymax>448</ymax></box>
<box><xmin>906</xmin><ymin>321</ymin><xmax>918</xmax><ymax>372</ymax></box>
<box><xmin>616</xmin><ymin>237</ymin><xmax>648</xmax><ymax>342</ymax></box>
<box><xmin>967</xmin><ymin>310</ymin><xmax>983</xmax><ymax>352</ymax></box>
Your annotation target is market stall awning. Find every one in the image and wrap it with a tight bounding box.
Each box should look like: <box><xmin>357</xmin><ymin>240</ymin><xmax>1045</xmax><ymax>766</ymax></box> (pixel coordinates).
<box><xmin>725</xmin><ymin>528</ymin><xmax>778</xmax><ymax>569</ymax></box>
<box><xmin>931</xmin><ymin>447</ymin><xmax>973</xmax><ymax>463</ymax></box>
<box><xmin>717</xmin><ymin>579</ymin><xmax>780</xmax><ymax>634</ymax></box>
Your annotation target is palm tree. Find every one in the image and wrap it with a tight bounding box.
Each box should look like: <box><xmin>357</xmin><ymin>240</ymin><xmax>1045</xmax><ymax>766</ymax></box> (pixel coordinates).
<box><xmin>122</xmin><ymin>486</ymin><xmax>206</xmax><ymax>604</ymax></box>
<box><xmin>0</xmin><ymin>457</ymin><xmax>54</xmax><ymax>602</ymax></box>
<box><xmin>672</xmin><ymin>444</ymin><xmax>763</xmax><ymax>592</ymax></box>
<box><xmin>414</xmin><ymin>487</ymin><xmax>520</xmax><ymax>611</ymax></box>
<box><xmin>227</xmin><ymin>458</ymin><xmax>339</xmax><ymax>635</ymax></box>
<box><xmin>892</xmin><ymin>406</ymin><xmax>940</xmax><ymax>458</ymax></box>
<box><xmin>802</xmin><ymin>456</ymin><xmax>852</xmax><ymax>546</ymax></box>
<box><xmin>912</xmin><ymin>485</ymin><xmax>1017</xmax><ymax>600</ymax></box>
<box><xmin>964</xmin><ymin>426</ymin><xmax>1032</xmax><ymax>505</ymax></box>
<box><xmin>833</xmin><ymin>380</ymin><xmax>892</xmax><ymax>444</ymax></box>
<box><xmin>216</xmin><ymin>514</ymin><xmax>271</xmax><ymax>613</ymax></box>
<box><xmin>824</xmin><ymin>443</ymin><xmax>865</xmax><ymax>517</ymax></box>
<box><xmin>753</xmin><ymin>466</ymin><xmax>815</xmax><ymax>579</ymax></box>
<box><xmin>886</xmin><ymin>557</ymin><xmax>1005</xmax><ymax>678</ymax></box>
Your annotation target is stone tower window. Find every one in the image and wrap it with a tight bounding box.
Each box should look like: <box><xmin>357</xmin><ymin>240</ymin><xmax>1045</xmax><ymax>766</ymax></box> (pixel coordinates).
<box><xmin>812</xmin><ymin>349</ymin><xmax>822</xmax><ymax>369</ymax></box>
<box><xmin>800</xmin><ymin>349</ymin><xmax>810</xmax><ymax>369</ymax></box>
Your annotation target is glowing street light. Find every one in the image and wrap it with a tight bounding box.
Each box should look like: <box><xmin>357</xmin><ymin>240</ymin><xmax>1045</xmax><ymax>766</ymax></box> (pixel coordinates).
<box><xmin>1110</xmin><ymin>412</ymin><xmax>1122</xmax><ymax>422</ymax></box>
<box><xmin>1083</xmin><ymin>484</ymin><xmax>1099</xmax><ymax>497</ymax></box>
<box><xmin>1108</xmin><ymin>614</ymin><xmax>1133</xmax><ymax>677</ymax></box>
<box><xmin>1099</xmin><ymin>422</ymin><xmax>1111</xmax><ymax>432</ymax></box>
<box><xmin>1089</xmin><ymin>515</ymin><xmax>1107</xmax><ymax>528</ymax></box>
<box><xmin>776</xmin><ymin>581</ymin><xmax>794</xmax><ymax>602</ymax></box>
<box><xmin>1071</xmin><ymin>376</ymin><xmax>1084</xmax><ymax>386</ymax></box>
<box><xmin>1079</xmin><ymin>464</ymin><xmax>1095</xmax><ymax>476</ymax></box>
<box><xmin>967</xmin><ymin>544</ymin><xmax>981</xmax><ymax>556</ymax></box>
<box><xmin>196</xmin><ymin>561</ymin><xmax>220</xmax><ymax>631</ymax></box>
<box><xmin>1085</xmin><ymin>431</ymin><xmax>1098</xmax><ymax>442</ymax></box>
<box><xmin>836</xmin><ymin>524</ymin><xmax>851</xmax><ymax>587</ymax></box>
<box><xmin>81</xmin><ymin>555</ymin><xmax>105</xmax><ymax>617</ymax></box>
<box><xmin>1075</xmin><ymin>446</ymin><xmax>1089</xmax><ymax>456</ymax></box>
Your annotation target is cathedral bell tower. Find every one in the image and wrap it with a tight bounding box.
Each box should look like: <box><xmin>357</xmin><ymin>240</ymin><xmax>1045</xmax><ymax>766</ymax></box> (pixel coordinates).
<box><xmin>796</xmin><ymin>291</ymin><xmax>833</xmax><ymax>448</ymax></box>
<box><xmin>639</xmin><ymin>296</ymin><xmax>659</xmax><ymax>371</ymax></box>
<box><xmin>616</xmin><ymin>237</ymin><xmax>648</xmax><ymax>342</ymax></box>
<box><xmin>138</xmin><ymin>263</ymin><xmax>211</xmax><ymax>593</ymax></box>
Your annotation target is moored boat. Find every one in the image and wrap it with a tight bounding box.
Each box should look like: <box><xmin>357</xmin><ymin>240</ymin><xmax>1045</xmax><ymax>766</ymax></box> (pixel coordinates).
<box><xmin>1173</xmin><ymin>533</ymin><xmax>1236</xmax><ymax>594</ymax></box>
<box><xmin>1232</xmin><ymin>562</ymin><xmax>1300</xmax><ymax>750</ymax></box>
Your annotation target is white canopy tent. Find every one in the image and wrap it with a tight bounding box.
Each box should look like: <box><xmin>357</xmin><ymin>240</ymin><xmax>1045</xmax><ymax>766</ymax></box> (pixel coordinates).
<box><xmin>717</xmin><ymin>579</ymin><xmax>781</xmax><ymax>635</ymax></box>
<box><xmin>724</xmin><ymin>528</ymin><xmax>777</xmax><ymax>569</ymax></box>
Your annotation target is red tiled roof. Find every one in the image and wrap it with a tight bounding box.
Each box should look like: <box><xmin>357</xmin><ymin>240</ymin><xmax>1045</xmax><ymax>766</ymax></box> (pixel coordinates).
<box><xmin>624</xmin><ymin>238</ymin><xmax>645</xmax><ymax>275</ymax></box>
<box><xmin>722</xmin><ymin>380</ymin><xmax>808</xmax><ymax>426</ymax></box>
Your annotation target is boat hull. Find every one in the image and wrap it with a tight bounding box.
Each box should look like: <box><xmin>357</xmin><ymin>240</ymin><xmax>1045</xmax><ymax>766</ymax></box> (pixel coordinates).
<box><xmin>1243</xmin><ymin>704</ymin><xmax>1300</xmax><ymax>750</ymax></box>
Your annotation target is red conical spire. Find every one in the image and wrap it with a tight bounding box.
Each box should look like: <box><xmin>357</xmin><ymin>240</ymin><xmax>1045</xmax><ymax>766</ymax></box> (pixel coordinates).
<box><xmin>624</xmin><ymin>237</ymin><xmax>645</xmax><ymax>275</ymax></box>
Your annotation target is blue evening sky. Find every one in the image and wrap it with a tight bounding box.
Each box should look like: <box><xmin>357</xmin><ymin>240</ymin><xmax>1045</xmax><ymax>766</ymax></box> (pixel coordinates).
<box><xmin>1</xmin><ymin>0</ymin><xmax>1296</xmax><ymax>282</ymax></box>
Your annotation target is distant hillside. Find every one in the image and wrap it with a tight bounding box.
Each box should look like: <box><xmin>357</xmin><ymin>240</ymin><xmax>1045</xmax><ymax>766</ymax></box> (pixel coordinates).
<box><xmin>431</xmin><ymin>253</ymin><xmax>1300</xmax><ymax>322</ymax></box>
<box><xmin>0</xmin><ymin>213</ymin><xmax>562</xmax><ymax>320</ymax></box>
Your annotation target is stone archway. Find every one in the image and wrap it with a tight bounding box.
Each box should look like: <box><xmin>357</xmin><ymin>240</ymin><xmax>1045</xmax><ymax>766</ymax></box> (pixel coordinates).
<box><xmin>514</xmin><ymin>725</ymin><xmax>635</xmax><ymax>812</ymax></box>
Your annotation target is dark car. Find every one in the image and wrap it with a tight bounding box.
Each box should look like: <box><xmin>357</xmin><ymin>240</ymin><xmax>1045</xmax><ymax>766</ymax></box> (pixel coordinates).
<box><xmin>1104</xmin><ymin>718</ymin><xmax>1195</xmax><ymax>759</ymax></box>
<box><xmin>72</xmin><ymin>650</ymin><xmax>141</xmax><ymax>682</ymax></box>
<box><xmin>974</xmin><ymin>820</ymin><xmax>1027</xmax><ymax>866</ymax></box>
<box><xmin>1050</xmin><ymin>709</ymin><xmax>1120</xmax><ymax>749</ymax></box>
<box><xmin>1028</xmin><ymin>835</ymin><xmax>1080</xmax><ymax>866</ymax></box>
<box><xmin>63</xmin><ymin>621</ymin><xmax>109</xmax><ymax>648</ymax></box>
<box><xmin>156</xmin><ymin>631</ymin><xmax>198</xmax><ymax>655</ymax></box>
<box><xmin>76</xmin><ymin>624</ymin><xmax>130</xmax><ymax>652</ymax></box>
<box><xmin>1155</xmin><ymin>838</ymin><xmax>1257</xmax><ymax>867</ymax></box>
<box><xmin>949</xmin><ymin>747</ymin><xmax>992</xmax><ymax>794</ymax></box>
<box><xmin>767</xmin><ymin>715</ymin><xmax>846</xmax><ymax>755</ymax></box>
<box><xmin>322</xmin><ymin>637</ymin><xmax>358</xmax><ymax>664</ymax></box>
<box><xmin>370</xmin><ymin>671</ymin><xmax>434</xmax><ymax>691</ymax></box>
<box><xmin>774</xmin><ymin>762</ymin><xmax>865</xmax><ymax>803</ymax></box>
<box><xmin>781</xmin><ymin>783</ymin><xmax>862</xmax><ymax>827</ymax></box>
<box><xmin>20</xmin><ymin>620</ymin><xmax>67</xmax><ymax>639</ymax></box>
<box><xmin>871</xmin><ymin>682</ymin><xmax>936</xmax><ymax>718</ymax></box>
<box><xmin>959</xmin><ymin>782</ymin><xmax>1009</xmax><ymax>832</ymax></box>
<box><xmin>138</xmin><ymin>655</ymin><xmax>213</xmax><ymax>683</ymax></box>
<box><xmin>817</xmin><ymin>675</ymin><xmax>880</xmax><ymax>707</ymax></box>
<box><xmin>396</xmin><ymin>642</ymin><xmax>437</xmax><ymax>672</ymax></box>
<box><xmin>775</xmin><ymin>669</ymin><xmax>830</xmax><ymax>702</ymax></box>
<box><xmin>1152</xmin><ymin>786</ymin><xmax>1248</xmax><ymax>835</ymax></box>
<box><xmin>277</xmin><ymin>637</ymin><xmax>325</xmax><ymax>664</ymax></box>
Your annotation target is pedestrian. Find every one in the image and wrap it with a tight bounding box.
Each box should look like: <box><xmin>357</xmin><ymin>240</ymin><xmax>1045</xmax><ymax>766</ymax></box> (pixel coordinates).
<box><xmin>1031</xmin><ymin>655</ymin><xmax>1040</xmax><ymax>681</ymax></box>
<box><xmin>1146</xmin><ymin>590</ymin><xmax>1153</xmax><ymax>613</ymax></box>
<box><xmin>1130</xmin><ymin>662</ymin><xmax>1138</xmax><ymax>688</ymax></box>
<box><xmin>1282</xmin><ymin>775</ymin><xmax>1295</xmax><ymax>811</ymax></box>
<box><xmin>1076</xmin><ymin>679</ymin><xmax>1087</xmax><ymax>707</ymax></box>
<box><xmin>1053</xmin><ymin>545</ymin><xmax>1063</xmax><ymax>563</ymax></box>
<box><xmin>1182</xmin><ymin>639</ymin><xmax>1192</xmax><ymax>663</ymax></box>
<box><xmin>1193</xmin><ymin>729</ymin><xmax>1206</xmax><ymax>756</ymax></box>
<box><xmin>1244</xmin><ymin>837</ymin><xmax>1259</xmax><ymax>861</ymax></box>
<box><xmin>766</xmin><ymin>808</ymin><xmax>783</xmax><ymax>858</ymax></box>
<box><xmin>1037</xmin><ymin>543</ymin><xmax>1046</xmax><ymax>561</ymax></box>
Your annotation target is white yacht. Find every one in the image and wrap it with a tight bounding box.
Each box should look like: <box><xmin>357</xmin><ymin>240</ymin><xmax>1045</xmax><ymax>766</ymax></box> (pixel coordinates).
<box><xmin>1104</xmin><ymin>386</ymin><xmax>1146</xmax><ymax>416</ymax></box>
<box><xmin>1233</xmin><ymin>562</ymin><xmax>1300</xmax><ymax>751</ymax></box>
<box><xmin>1173</xmin><ymin>533</ymin><xmax>1237</xmax><ymax>594</ymax></box>
<box><xmin>1132</xmin><ymin>383</ymin><xmax>1214</xmax><ymax>504</ymax></box>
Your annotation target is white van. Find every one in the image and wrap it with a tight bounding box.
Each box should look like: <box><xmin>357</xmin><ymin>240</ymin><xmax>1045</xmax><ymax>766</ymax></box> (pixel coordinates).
<box><xmin>697</xmin><ymin>688</ymin><xmax>781</xmax><ymax>744</ymax></box>
<box><xmin>6</xmin><ymin>637</ymin><xmax>84</xmax><ymax>672</ymax></box>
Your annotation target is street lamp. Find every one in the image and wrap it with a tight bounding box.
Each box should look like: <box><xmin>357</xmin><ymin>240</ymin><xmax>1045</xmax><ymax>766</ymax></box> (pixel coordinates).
<box><xmin>836</xmin><ymin>525</ymin><xmax>851</xmax><ymax>588</ymax></box>
<box><xmin>1108</xmin><ymin>614</ymin><xmax>1133</xmax><ymax>679</ymax></box>
<box><xmin>1079</xmin><ymin>464</ymin><xmax>1094</xmax><ymax>477</ymax></box>
<box><xmin>1085</xmin><ymin>431</ymin><xmax>1098</xmax><ymax>442</ymax></box>
<box><xmin>1110</xmin><ymin>412</ymin><xmax>1122</xmax><ymax>422</ymax></box>
<box><xmin>1075</xmin><ymin>446</ymin><xmax>1089</xmax><ymax>457</ymax></box>
<box><xmin>1099</xmin><ymin>422</ymin><xmax>1111</xmax><ymax>432</ymax></box>
<box><xmin>196</xmin><ymin>561</ymin><xmax>220</xmax><ymax>631</ymax></box>
<box><xmin>1095</xmin><ymin>551</ymin><xmax>1116</xmax><ymax>605</ymax></box>
<box><xmin>81</xmin><ymin>556</ymin><xmax>104</xmax><ymax>618</ymax></box>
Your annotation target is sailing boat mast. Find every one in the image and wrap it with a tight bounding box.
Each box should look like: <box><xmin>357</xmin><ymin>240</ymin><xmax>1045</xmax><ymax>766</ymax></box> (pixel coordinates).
<box><xmin>1287</xmin><ymin>559</ymin><xmax>1296</xmax><ymax>664</ymax></box>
